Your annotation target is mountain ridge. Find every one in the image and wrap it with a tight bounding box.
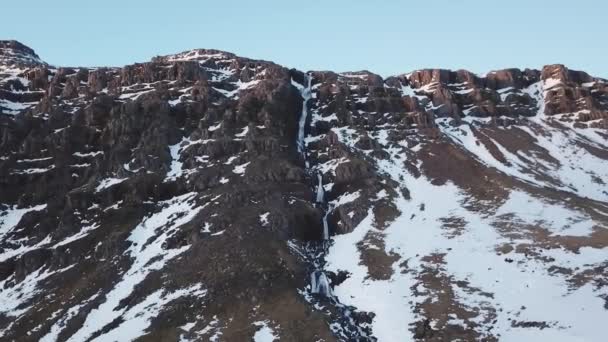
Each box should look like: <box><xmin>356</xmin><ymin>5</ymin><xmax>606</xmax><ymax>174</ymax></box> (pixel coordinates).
<box><xmin>0</xmin><ymin>40</ymin><xmax>607</xmax><ymax>341</ymax></box>
<box><xmin>2</xmin><ymin>40</ymin><xmax>606</xmax><ymax>125</ymax></box>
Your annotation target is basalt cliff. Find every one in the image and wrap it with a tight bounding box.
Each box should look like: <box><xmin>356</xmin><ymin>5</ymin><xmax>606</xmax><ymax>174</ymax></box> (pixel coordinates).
<box><xmin>1</xmin><ymin>40</ymin><xmax>607</xmax><ymax>341</ymax></box>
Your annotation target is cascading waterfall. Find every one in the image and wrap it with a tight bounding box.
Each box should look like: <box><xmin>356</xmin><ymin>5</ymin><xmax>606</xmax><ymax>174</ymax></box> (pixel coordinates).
<box><xmin>296</xmin><ymin>74</ymin><xmax>312</xmax><ymax>155</ymax></box>
<box><xmin>316</xmin><ymin>272</ymin><xmax>331</xmax><ymax>296</ymax></box>
<box><xmin>311</xmin><ymin>270</ymin><xmax>332</xmax><ymax>296</ymax></box>
<box><xmin>295</xmin><ymin>73</ymin><xmax>332</xmax><ymax>298</ymax></box>
<box><xmin>322</xmin><ymin>211</ymin><xmax>329</xmax><ymax>240</ymax></box>
<box><xmin>315</xmin><ymin>173</ymin><xmax>330</xmax><ymax>292</ymax></box>
<box><xmin>295</xmin><ymin>72</ymin><xmax>373</xmax><ymax>340</ymax></box>
<box><xmin>316</xmin><ymin>173</ymin><xmax>324</xmax><ymax>203</ymax></box>
<box><xmin>317</xmin><ymin>173</ymin><xmax>330</xmax><ymax>240</ymax></box>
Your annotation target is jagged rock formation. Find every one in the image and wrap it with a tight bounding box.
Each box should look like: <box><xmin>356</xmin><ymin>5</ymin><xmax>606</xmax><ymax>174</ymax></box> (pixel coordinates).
<box><xmin>1</xmin><ymin>40</ymin><xmax>607</xmax><ymax>342</ymax></box>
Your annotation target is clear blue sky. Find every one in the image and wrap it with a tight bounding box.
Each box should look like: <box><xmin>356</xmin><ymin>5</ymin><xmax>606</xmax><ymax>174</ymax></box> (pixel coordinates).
<box><xmin>4</xmin><ymin>0</ymin><xmax>606</xmax><ymax>78</ymax></box>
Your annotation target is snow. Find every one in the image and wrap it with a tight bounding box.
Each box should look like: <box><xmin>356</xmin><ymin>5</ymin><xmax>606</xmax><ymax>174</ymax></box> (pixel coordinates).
<box><xmin>232</xmin><ymin>161</ymin><xmax>250</xmax><ymax>175</ymax></box>
<box><xmin>73</xmin><ymin>151</ymin><xmax>103</xmax><ymax>157</ymax></box>
<box><xmin>166</xmin><ymin>139</ymin><xmax>186</xmax><ymax>181</ymax></box>
<box><xmin>441</xmin><ymin>123</ymin><xmax>548</xmax><ymax>188</ymax></box>
<box><xmin>52</xmin><ymin>223</ymin><xmax>100</xmax><ymax>248</ymax></box>
<box><xmin>118</xmin><ymin>88</ymin><xmax>154</xmax><ymax>100</ymax></box>
<box><xmin>208</xmin><ymin>122</ymin><xmax>222</xmax><ymax>131</ymax></box>
<box><xmin>544</xmin><ymin>78</ymin><xmax>563</xmax><ymax>90</ymax></box>
<box><xmin>224</xmin><ymin>156</ymin><xmax>238</xmax><ymax>165</ymax></box>
<box><xmin>104</xmin><ymin>200</ymin><xmax>124</xmax><ymax>212</ymax></box>
<box><xmin>444</xmin><ymin>116</ymin><xmax>608</xmax><ymax>202</ymax></box>
<box><xmin>95</xmin><ymin>177</ymin><xmax>127</xmax><ymax>192</ymax></box>
<box><xmin>497</xmin><ymin>86</ymin><xmax>515</xmax><ymax>101</ymax></box>
<box><xmin>259</xmin><ymin>212</ymin><xmax>270</xmax><ymax>226</ymax></box>
<box><xmin>17</xmin><ymin>156</ymin><xmax>53</xmax><ymax>163</ymax></box>
<box><xmin>40</xmin><ymin>293</ymin><xmax>101</xmax><ymax>342</ymax></box>
<box><xmin>11</xmin><ymin>165</ymin><xmax>55</xmax><ymax>174</ymax></box>
<box><xmin>165</xmin><ymin>50</ymin><xmax>228</xmax><ymax>62</ymax></box>
<box><xmin>93</xmin><ymin>284</ymin><xmax>207</xmax><ymax>342</ymax></box>
<box><xmin>0</xmin><ymin>265</ymin><xmax>74</xmax><ymax>317</ymax></box>
<box><xmin>326</xmin><ymin>209</ymin><xmax>415</xmax><ymax>341</ymax></box>
<box><xmin>169</xmin><ymin>97</ymin><xmax>182</xmax><ymax>106</ymax></box>
<box><xmin>0</xmin><ymin>204</ymin><xmax>48</xmax><ymax>263</ymax></box>
<box><xmin>199</xmin><ymin>316</ymin><xmax>223</xmax><ymax>341</ymax></box>
<box><xmin>330</xmin><ymin>191</ymin><xmax>361</xmax><ymax>207</ymax></box>
<box><xmin>454</xmin><ymin>88</ymin><xmax>474</xmax><ymax>95</ymax></box>
<box><xmin>201</xmin><ymin>222</ymin><xmax>212</xmax><ymax>233</ymax></box>
<box><xmin>520</xmin><ymin>81</ymin><xmax>545</xmax><ymax>116</ymax></box>
<box><xmin>253</xmin><ymin>321</ymin><xmax>278</xmax><ymax>342</ymax></box>
<box><xmin>323</xmin><ymin>98</ymin><xmax>608</xmax><ymax>341</ymax></box>
<box><xmin>0</xmin><ymin>236</ymin><xmax>51</xmax><ymax>264</ymax></box>
<box><xmin>0</xmin><ymin>204</ymin><xmax>46</xmax><ymax>242</ymax></box>
<box><xmin>516</xmin><ymin>121</ymin><xmax>608</xmax><ymax>202</ymax></box>
<box><xmin>165</xmin><ymin>137</ymin><xmax>202</xmax><ymax>182</ymax></box>
<box><xmin>66</xmin><ymin>192</ymin><xmax>203</xmax><ymax>342</ymax></box>
<box><xmin>235</xmin><ymin>126</ymin><xmax>249</xmax><ymax>138</ymax></box>
<box><xmin>497</xmin><ymin>190</ymin><xmax>596</xmax><ymax>236</ymax></box>
<box><xmin>316</xmin><ymin>156</ymin><xmax>349</xmax><ymax>175</ymax></box>
<box><xmin>398</xmin><ymin>83</ymin><xmax>427</xmax><ymax>101</ymax></box>
<box><xmin>312</xmin><ymin>113</ymin><xmax>338</xmax><ymax>124</ymax></box>
<box><xmin>417</xmin><ymin>82</ymin><xmax>440</xmax><ymax>93</ymax></box>
<box><xmin>0</xmin><ymin>98</ymin><xmax>37</xmax><ymax>114</ymax></box>
<box><xmin>340</xmin><ymin>73</ymin><xmax>369</xmax><ymax>80</ymax></box>
<box><xmin>329</xmin><ymin>171</ymin><xmax>608</xmax><ymax>341</ymax></box>
<box><xmin>181</xmin><ymin>321</ymin><xmax>196</xmax><ymax>332</ymax></box>
<box><xmin>213</xmin><ymin>79</ymin><xmax>260</xmax><ymax>98</ymax></box>
<box><xmin>206</xmin><ymin>66</ymin><xmax>236</xmax><ymax>82</ymax></box>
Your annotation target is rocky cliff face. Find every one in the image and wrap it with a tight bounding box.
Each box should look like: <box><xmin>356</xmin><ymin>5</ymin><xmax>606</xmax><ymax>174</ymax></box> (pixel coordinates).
<box><xmin>0</xmin><ymin>40</ymin><xmax>607</xmax><ymax>342</ymax></box>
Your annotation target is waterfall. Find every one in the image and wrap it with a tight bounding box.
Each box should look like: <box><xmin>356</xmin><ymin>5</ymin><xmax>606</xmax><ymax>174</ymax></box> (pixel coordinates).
<box><xmin>316</xmin><ymin>173</ymin><xmax>324</xmax><ymax>203</ymax></box>
<box><xmin>294</xmin><ymin>74</ymin><xmax>365</xmax><ymax>337</ymax></box>
<box><xmin>311</xmin><ymin>271</ymin><xmax>332</xmax><ymax>297</ymax></box>
<box><xmin>322</xmin><ymin>211</ymin><xmax>329</xmax><ymax>240</ymax></box>
<box><xmin>296</xmin><ymin>74</ymin><xmax>331</xmax><ymax>299</ymax></box>
<box><xmin>317</xmin><ymin>172</ymin><xmax>328</xmax><ymax>240</ymax></box>
<box><xmin>296</xmin><ymin>74</ymin><xmax>312</xmax><ymax>155</ymax></box>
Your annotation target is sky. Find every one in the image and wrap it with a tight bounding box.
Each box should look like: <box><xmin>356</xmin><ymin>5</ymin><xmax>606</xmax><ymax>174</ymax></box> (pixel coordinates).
<box><xmin>3</xmin><ymin>0</ymin><xmax>606</xmax><ymax>78</ymax></box>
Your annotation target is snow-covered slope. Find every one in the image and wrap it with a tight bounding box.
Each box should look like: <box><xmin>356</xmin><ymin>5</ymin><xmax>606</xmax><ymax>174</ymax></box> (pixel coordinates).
<box><xmin>302</xmin><ymin>71</ymin><xmax>608</xmax><ymax>342</ymax></box>
<box><xmin>0</xmin><ymin>40</ymin><xmax>607</xmax><ymax>341</ymax></box>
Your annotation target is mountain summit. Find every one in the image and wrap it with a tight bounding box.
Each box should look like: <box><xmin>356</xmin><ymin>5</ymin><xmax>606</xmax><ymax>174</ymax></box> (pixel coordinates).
<box><xmin>1</xmin><ymin>40</ymin><xmax>607</xmax><ymax>341</ymax></box>
<box><xmin>0</xmin><ymin>40</ymin><xmax>44</xmax><ymax>68</ymax></box>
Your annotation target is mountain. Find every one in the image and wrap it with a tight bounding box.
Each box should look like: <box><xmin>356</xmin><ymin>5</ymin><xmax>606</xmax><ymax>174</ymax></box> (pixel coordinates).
<box><xmin>0</xmin><ymin>40</ymin><xmax>607</xmax><ymax>342</ymax></box>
